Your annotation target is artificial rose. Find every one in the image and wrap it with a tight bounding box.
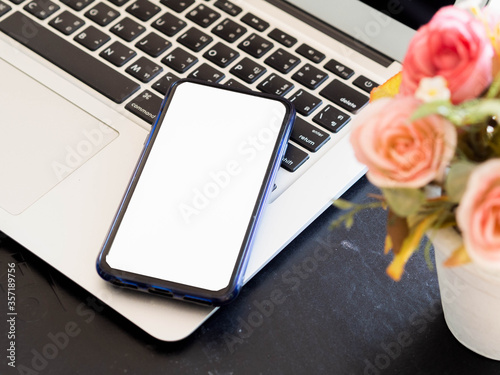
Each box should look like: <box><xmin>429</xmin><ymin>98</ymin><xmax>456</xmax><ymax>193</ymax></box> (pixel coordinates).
<box><xmin>350</xmin><ymin>96</ymin><xmax>456</xmax><ymax>188</ymax></box>
<box><xmin>456</xmin><ymin>159</ymin><xmax>500</xmax><ymax>268</ymax></box>
<box><xmin>399</xmin><ymin>6</ymin><xmax>493</xmax><ymax>104</ymax></box>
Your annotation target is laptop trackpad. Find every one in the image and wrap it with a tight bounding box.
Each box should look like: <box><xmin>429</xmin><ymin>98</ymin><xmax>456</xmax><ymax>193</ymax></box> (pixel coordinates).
<box><xmin>0</xmin><ymin>59</ymin><xmax>118</xmax><ymax>215</ymax></box>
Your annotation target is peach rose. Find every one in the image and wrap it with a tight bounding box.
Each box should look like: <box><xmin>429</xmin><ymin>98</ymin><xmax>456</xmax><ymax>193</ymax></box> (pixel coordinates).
<box><xmin>456</xmin><ymin>159</ymin><xmax>500</xmax><ymax>268</ymax></box>
<box><xmin>399</xmin><ymin>6</ymin><xmax>493</xmax><ymax>104</ymax></box>
<box><xmin>350</xmin><ymin>96</ymin><xmax>456</xmax><ymax>188</ymax></box>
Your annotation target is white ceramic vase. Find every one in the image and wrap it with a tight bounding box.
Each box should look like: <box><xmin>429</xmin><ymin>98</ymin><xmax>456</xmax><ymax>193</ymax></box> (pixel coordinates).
<box><xmin>431</xmin><ymin>228</ymin><xmax>500</xmax><ymax>361</ymax></box>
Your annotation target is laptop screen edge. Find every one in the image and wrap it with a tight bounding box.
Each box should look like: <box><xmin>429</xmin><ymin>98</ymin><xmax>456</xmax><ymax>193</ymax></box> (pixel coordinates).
<box><xmin>280</xmin><ymin>0</ymin><xmax>489</xmax><ymax>62</ymax></box>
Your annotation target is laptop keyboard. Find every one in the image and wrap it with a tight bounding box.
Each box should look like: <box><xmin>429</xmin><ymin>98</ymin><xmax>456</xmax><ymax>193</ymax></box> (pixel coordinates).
<box><xmin>0</xmin><ymin>0</ymin><xmax>379</xmax><ymax>180</ymax></box>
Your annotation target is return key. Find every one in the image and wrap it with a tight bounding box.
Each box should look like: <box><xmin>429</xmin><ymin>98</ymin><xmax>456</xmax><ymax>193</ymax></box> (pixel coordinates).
<box><xmin>290</xmin><ymin>117</ymin><xmax>330</xmax><ymax>152</ymax></box>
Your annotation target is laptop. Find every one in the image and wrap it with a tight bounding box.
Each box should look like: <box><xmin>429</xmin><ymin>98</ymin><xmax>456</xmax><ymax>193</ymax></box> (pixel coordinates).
<box><xmin>0</xmin><ymin>0</ymin><xmax>489</xmax><ymax>341</ymax></box>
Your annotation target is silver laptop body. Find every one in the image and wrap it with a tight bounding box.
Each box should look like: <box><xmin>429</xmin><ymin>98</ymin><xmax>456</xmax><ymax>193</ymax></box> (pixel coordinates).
<box><xmin>0</xmin><ymin>0</ymin><xmax>487</xmax><ymax>340</ymax></box>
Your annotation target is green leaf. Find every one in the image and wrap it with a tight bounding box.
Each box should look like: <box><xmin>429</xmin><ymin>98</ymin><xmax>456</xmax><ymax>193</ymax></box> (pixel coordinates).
<box><xmin>410</xmin><ymin>100</ymin><xmax>452</xmax><ymax>121</ymax></box>
<box><xmin>423</xmin><ymin>237</ymin><xmax>434</xmax><ymax>272</ymax></box>
<box><xmin>445</xmin><ymin>161</ymin><xmax>476</xmax><ymax>203</ymax></box>
<box><xmin>329</xmin><ymin>200</ymin><xmax>384</xmax><ymax>230</ymax></box>
<box><xmin>332</xmin><ymin>199</ymin><xmax>355</xmax><ymax>210</ymax></box>
<box><xmin>412</xmin><ymin>99</ymin><xmax>500</xmax><ymax>127</ymax></box>
<box><xmin>486</xmin><ymin>72</ymin><xmax>500</xmax><ymax>98</ymax></box>
<box><xmin>382</xmin><ymin>188</ymin><xmax>426</xmax><ymax>217</ymax></box>
<box><xmin>345</xmin><ymin>215</ymin><xmax>354</xmax><ymax>230</ymax></box>
<box><xmin>457</xmin><ymin>99</ymin><xmax>500</xmax><ymax>125</ymax></box>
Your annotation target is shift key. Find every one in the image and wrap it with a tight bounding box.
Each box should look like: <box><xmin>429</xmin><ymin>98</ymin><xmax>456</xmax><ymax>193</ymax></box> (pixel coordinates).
<box><xmin>281</xmin><ymin>143</ymin><xmax>309</xmax><ymax>172</ymax></box>
<box><xmin>319</xmin><ymin>79</ymin><xmax>368</xmax><ymax>114</ymax></box>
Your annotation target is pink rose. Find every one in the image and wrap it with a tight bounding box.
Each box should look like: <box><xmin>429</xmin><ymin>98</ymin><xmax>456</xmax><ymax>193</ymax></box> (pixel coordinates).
<box><xmin>350</xmin><ymin>96</ymin><xmax>456</xmax><ymax>188</ymax></box>
<box><xmin>456</xmin><ymin>159</ymin><xmax>500</xmax><ymax>268</ymax></box>
<box><xmin>399</xmin><ymin>6</ymin><xmax>493</xmax><ymax>104</ymax></box>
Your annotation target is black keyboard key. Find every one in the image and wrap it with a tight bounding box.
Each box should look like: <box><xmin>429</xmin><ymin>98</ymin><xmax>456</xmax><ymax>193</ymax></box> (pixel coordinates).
<box><xmin>268</xmin><ymin>28</ymin><xmax>297</xmax><ymax>48</ymax></box>
<box><xmin>296</xmin><ymin>43</ymin><xmax>325</xmax><ymax>63</ymax></box>
<box><xmin>203</xmin><ymin>42</ymin><xmax>239</xmax><ymax>67</ymax></box>
<box><xmin>177</xmin><ymin>27</ymin><xmax>212</xmax><ymax>52</ymax></box>
<box><xmin>290</xmin><ymin>117</ymin><xmax>330</xmax><ymax>152</ymax></box>
<box><xmin>126</xmin><ymin>56</ymin><xmax>163</xmax><ymax>82</ymax></box>
<box><xmin>126</xmin><ymin>0</ymin><xmax>160</xmax><ymax>21</ymax></box>
<box><xmin>214</xmin><ymin>0</ymin><xmax>241</xmax><ymax>16</ymax></box>
<box><xmin>282</xmin><ymin>143</ymin><xmax>309</xmax><ymax>172</ymax></box>
<box><xmin>224</xmin><ymin>78</ymin><xmax>249</xmax><ymax>91</ymax></box>
<box><xmin>60</xmin><ymin>0</ymin><xmax>94</xmax><ymax>11</ymax></box>
<box><xmin>136</xmin><ymin>32</ymin><xmax>171</xmax><ymax>57</ymax></box>
<box><xmin>49</xmin><ymin>11</ymin><xmax>85</xmax><ymax>35</ymax></box>
<box><xmin>264</xmin><ymin>48</ymin><xmax>300</xmax><ymax>74</ymax></box>
<box><xmin>74</xmin><ymin>25</ymin><xmax>110</xmax><ymax>51</ymax></box>
<box><xmin>238</xmin><ymin>33</ymin><xmax>273</xmax><ymax>58</ymax></box>
<box><xmin>188</xmin><ymin>63</ymin><xmax>224</xmax><ymax>83</ymax></box>
<box><xmin>109</xmin><ymin>0</ymin><xmax>130</xmax><ymax>6</ymax></box>
<box><xmin>313</xmin><ymin>105</ymin><xmax>351</xmax><ymax>133</ymax></box>
<box><xmin>24</xmin><ymin>0</ymin><xmax>59</xmax><ymax>19</ymax></box>
<box><xmin>160</xmin><ymin>0</ymin><xmax>194</xmax><ymax>13</ymax></box>
<box><xmin>241</xmin><ymin>12</ymin><xmax>269</xmax><ymax>32</ymax></box>
<box><xmin>100</xmin><ymin>40</ymin><xmax>136</xmax><ymax>66</ymax></box>
<box><xmin>152</xmin><ymin>71</ymin><xmax>180</xmax><ymax>95</ymax></box>
<box><xmin>288</xmin><ymin>89</ymin><xmax>322</xmax><ymax>117</ymax></box>
<box><xmin>0</xmin><ymin>12</ymin><xmax>140</xmax><ymax>103</ymax></box>
<box><xmin>111</xmin><ymin>17</ymin><xmax>145</xmax><ymax>41</ymax></box>
<box><xmin>292</xmin><ymin>63</ymin><xmax>328</xmax><ymax>90</ymax></box>
<box><xmin>257</xmin><ymin>73</ymin><xmax>293</xmax><ymax>96</ymax></box>
<box><xmin>324</xmin><ymin>59</ymin><xmax>354</xmax><ymax>80</ymax></box>
<box><xmin>353</xmin><ymin>75</ymin><xmax>379</xmax><ymax>93</ymax></box>
<box><xmin>186</xmin><ymin>4</ymin><xmax>220</xmax><ymax>28</ymax></box>
<box><xmin>152</xmin><ymin>12</ymin><xmax>186</xmax><ymax>37</ymax></box>
<box><xmin>230</xmin><ymin>57</ymin><xmax>266</xmax><ymax>83</ymax></box>
<box><xmin>0</xmin><ymin>1</ymin><xmax>11</xmax><ymax>16</ymax></box>
<box><xmin>161</xmin><ymin>47</ymin><xmax>198</xmax><ymax>73</ymax></box>
<box><xmin>85</xmin><ymin>2</ymin><xmax>120</xmax><ymax>26</ymax></box>
<box><xmin>320</xmin><ymin>80</ymin><xmax>369</xmax><ymax>114</ymax></box>
<box><xmin>211</xmin><ymin>18</ymin><xmax>246</xmax><ymax>43</ymax></box>
<box><xmin>126</xmin><ymin>90</ymin><xmax>163</xmax><ymax>124</ymax></box>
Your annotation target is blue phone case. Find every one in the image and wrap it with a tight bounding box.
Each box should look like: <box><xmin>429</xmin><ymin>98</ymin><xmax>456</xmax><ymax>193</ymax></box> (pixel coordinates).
<box><xmin>96</xmin><ymin>79</ymin><xmax>295</xmax><ymax>305</ymax></box>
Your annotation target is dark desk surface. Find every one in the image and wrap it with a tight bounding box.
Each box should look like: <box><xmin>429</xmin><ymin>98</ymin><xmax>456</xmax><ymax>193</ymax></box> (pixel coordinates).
<box><xmin>1</xmin><ymin>176</ymin><xmax>499</xmax><ymax>374</ymax></box>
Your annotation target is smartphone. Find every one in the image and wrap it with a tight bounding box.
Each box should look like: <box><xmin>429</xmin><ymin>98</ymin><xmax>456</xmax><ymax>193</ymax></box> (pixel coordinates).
<box><xmin>96</xmin><ymin>79</ymin><xmax>295</xmax><ymax>305</ymax></box>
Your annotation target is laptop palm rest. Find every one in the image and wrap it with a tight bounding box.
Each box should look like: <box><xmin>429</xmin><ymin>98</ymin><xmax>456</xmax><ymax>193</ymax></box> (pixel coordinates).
<box><xmin>0</xmin><ymin>58</ymin><xmax>118</xmax><ymax>215</ymax></box>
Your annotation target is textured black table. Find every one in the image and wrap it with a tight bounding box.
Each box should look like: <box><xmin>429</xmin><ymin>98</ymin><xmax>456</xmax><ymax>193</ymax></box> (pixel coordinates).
<box><xmin>1</xmin><ymin>176</ymin><xmax>499</xmax><ymax>374</ymax></box>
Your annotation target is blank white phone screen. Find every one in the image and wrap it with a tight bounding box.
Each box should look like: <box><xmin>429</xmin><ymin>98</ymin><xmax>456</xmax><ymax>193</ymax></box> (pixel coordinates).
<box><xmin>106</xmin><ymin>82</ymin><xmax>287</xmax><ymax>291</ymax></box>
